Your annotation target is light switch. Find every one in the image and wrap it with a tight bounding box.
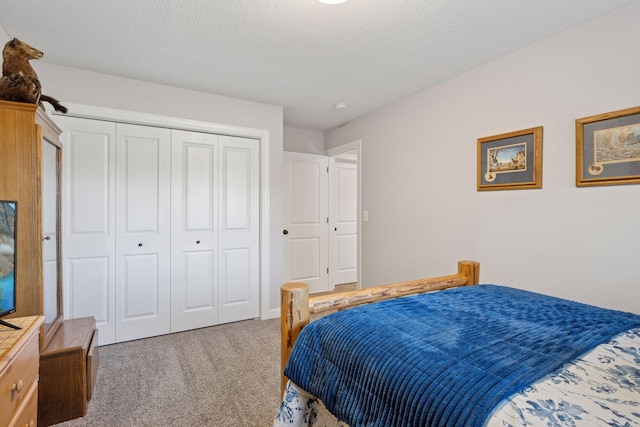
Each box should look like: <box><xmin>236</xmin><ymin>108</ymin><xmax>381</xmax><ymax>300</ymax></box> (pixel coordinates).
<box><xmin>362</xmin><ymin>210</ymin><xmax>368</xmax><ymax>221</ymax></box>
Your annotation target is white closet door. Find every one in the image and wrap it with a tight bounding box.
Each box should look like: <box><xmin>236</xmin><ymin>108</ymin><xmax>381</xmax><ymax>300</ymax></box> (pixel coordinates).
<box><xmin>57</xmin><ymin>116</ymin><xmax>117</xmax><ymax>345</ymax></box>
<box><xmin>58</xmin><ymin>116</ymin><xmax>260</xmax><ymax>343</ymax></box>
<box><xmin>218</xmin><ymin>136</ymin><xmax>259</xmax><ymax>324</ymax></box>
<box><xmin>115</xmin><ymin>124</ymin><xmax>171</xmax><ymax>342</ymax></box>
<box><xmin>170</xmin><ymin>129</ymin><xmax>219</xmax><ymax>332</ymax></box>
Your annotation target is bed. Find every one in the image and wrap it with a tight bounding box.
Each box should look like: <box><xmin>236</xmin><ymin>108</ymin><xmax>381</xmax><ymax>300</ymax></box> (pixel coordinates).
<box><xmin>274</xmin><ymin>260</ymin><xmax>640</xmax><ymax>427</ymax></box>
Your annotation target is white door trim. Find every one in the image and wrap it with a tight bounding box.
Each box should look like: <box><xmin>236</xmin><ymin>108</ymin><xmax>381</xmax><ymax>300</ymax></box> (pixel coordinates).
<box><xmin>325</xmin><ymin>140</ymin><xmax>362</xmax><ymax>288</ymax></box>
<box><xmin>53</xmin><ymin>103</ymin><xmax>272</xmax><ymax>320</ymax></box>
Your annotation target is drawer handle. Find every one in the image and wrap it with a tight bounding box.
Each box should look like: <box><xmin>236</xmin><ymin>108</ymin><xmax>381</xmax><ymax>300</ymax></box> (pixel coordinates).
<box><xmin>11</xmin><ymin>379</ymin><xmax>24</xmax><ymax>393</ymax></box>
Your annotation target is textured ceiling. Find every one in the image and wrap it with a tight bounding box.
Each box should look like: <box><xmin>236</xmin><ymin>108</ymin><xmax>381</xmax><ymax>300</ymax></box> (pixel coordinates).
<box><xmin>0</xmin><ymin>0</ymin><xmax>634</xmax><ymax>131</ymax></box>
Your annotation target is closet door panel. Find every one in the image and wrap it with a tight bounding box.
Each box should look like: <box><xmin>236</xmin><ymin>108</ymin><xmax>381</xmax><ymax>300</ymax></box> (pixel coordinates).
<box><xmin>218</xmin><ymin>136</ymin><xmax>259</xmax><ymax>323</ymax></box>
<box><xmin>170</xmin><ymin>130</ymin><xmax>219</xmax><ymax>332</ymax></box>
<box><xmin>57</xmin><ymin>116</ymin><xmax>117</xmax><ymax>345</ymax></box>
<box><xmin>182</xmin><ymin>251</ymin><xmax>215</xmax><ymax>304</ymax></box>
<box><xmin>115</xmin><ymin>124</ymin><xmax>171</xmax><ymax>342</ymax></box>
<box><xmin>68</xmin><ymin>256</ymin><xmax>111</xmax><ymax>328</ymax></box>
<box><xmin>221</xmin><ymin>248</ymin><xmax>250</xmax><ymax>302</ymax></box>
<box><xmin>122</xmin><ymin>253</ymin><xmax>161</xmax><ymax>317</ymax></box>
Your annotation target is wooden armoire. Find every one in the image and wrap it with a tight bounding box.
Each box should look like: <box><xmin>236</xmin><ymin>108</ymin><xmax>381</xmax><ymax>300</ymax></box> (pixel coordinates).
<box><xmin>0</xmin><ymin>100</ymin><xmax>98</xmax><ymax>426</ymax></box>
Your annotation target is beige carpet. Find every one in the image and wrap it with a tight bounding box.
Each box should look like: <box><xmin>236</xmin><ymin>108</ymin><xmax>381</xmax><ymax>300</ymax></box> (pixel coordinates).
<box><xmin>53</xmin><ymin>317</ymin><xmax>282</xmax><ymax>427</ymax></box>
<box><xmin>53</xmin><ymin>284</ymin><xmax>356</xmax><ymax>427</ymax></box>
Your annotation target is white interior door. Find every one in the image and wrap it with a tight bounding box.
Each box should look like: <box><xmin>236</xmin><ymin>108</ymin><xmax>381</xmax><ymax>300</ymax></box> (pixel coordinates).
<box><xmin>330</xmin><ymin>157</ymin><xmax>358</xmax><ymax>286</ymax></box>
<box><xmin>170</xmin><ymin>129</ymin><xmax>219</xmax><ymax>332</ymax></box>
<box><xmin>218</xmin><ymin>136</ymin><xmax>260</xmax><ymax>323</ymax></box>
<box><xmin>58</xmin><ymin>116</ymin><xmax>117</xmax><ymax>345</ymax></box>
<box><xmin>115</xmin><ymin>123</ymin><xmax>171</xmax><ymax>342</ymax></box>
<box><xmin>283</xmin><ymin>152</ymin><xmax>329</xmax><ymax>294</ymax></box>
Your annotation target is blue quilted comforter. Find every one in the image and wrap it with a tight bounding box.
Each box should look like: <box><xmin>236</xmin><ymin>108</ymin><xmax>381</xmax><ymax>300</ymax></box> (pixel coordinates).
<box><xmin>284</xmin><ymin>285</ymin><xmax>640</xmax><ymax>427</ymax></box>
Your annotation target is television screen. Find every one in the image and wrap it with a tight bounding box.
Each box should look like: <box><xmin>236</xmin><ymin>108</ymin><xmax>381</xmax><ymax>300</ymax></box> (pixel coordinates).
<box><xmin>0</xmin><ymin>200</ymin><xmax>16</xmax><ymax>318</ymax></box>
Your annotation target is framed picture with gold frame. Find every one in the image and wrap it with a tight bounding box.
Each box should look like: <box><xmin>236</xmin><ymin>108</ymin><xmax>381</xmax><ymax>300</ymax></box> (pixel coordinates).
<box><xmin>576</xmin><ymin>106</ymin><xmax>640</xmax><ymax>187</ymax></box>
<box><xmin>477</xmin><ymin>126</ymin><xmax>543</xmax><ymax>191</ymax></box>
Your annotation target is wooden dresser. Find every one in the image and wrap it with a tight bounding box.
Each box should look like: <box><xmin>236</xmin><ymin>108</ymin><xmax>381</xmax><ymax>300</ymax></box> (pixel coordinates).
<box><xmin>38</xmin><ymin>316</ymin><xmax>98</xmax><ymax>427</ymax></box>
<box><xmin>0</xmin><ymin>316</ymin><xmax>44</xmax><ymax>427</ymax></box>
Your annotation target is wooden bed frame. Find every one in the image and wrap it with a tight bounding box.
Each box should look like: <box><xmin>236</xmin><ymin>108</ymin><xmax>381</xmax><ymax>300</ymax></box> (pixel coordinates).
<box><xmin>280</xmin><ymin>260</ymin><xmax>480</xmax><ymax>393</ymax></box>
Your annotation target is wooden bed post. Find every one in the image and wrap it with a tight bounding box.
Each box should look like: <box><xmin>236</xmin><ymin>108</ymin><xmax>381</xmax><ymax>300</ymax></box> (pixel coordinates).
<box><xmin>281</xmin><ymin>282</ymin><xmax>310</xmax><ymax>395</ymax></box>
<box><xmin>458</xmin><ymin>260</ymin><xmax>480</xmax><ymax>285</ymax></box>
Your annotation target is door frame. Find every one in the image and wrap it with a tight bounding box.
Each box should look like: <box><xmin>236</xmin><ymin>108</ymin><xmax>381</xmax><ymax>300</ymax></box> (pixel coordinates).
<box><xmin>326</xmin><ymin>139</ymin><xmax>362</xmax><ymax>288</ymax></box>
<box><xmin>53</xmin><ymin>103</ymin><xmax>272</xmax><ymax>320</ymax></box>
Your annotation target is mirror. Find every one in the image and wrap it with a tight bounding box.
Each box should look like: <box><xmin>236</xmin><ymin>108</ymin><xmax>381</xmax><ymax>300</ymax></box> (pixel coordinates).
<box><xmin>41</xmin><ymin>134</ymin><xmax>63</xmax><ymax>334</ymax></box>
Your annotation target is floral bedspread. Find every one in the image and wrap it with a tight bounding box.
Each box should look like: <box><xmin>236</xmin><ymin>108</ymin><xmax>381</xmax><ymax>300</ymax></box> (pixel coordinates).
<box><xmin>274</xmin><ymin>327</ymin><xmax>640</xmax><ymax>426</ymax></box>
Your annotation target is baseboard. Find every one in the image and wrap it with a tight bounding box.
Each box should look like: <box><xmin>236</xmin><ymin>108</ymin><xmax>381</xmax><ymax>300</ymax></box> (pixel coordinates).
<box><xmin>262</xmin><ymin>307</ymin><xmax>280</xmax><ymax>320</ymax></box>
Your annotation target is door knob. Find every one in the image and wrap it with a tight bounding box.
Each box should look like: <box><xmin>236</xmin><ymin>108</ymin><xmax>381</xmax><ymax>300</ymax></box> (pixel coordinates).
<box><xmin>283</xmin><ymin>229</ymin><xmax>288</xmax><ymax>235</ymax></box>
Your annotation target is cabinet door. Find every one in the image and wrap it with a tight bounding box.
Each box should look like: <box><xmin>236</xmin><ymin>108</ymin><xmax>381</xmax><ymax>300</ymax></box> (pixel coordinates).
<box><xmin>42</xmin><ymin>137</ymin><xmax>60</xmax><ymax>323</ymax></box>
<box><xmin>170</xmin><ymin>130</ymin><xmax>219</xmax><ymax>332</ymax></box>
<box><xmin>57</xmin><ymin>116</ymin><xmax>117</xmax><ymax>345</ymax></box>
<box><xmin>115</xmin><ymin>124</ymin><xmax>171</xmax><ymax>342</ymax></box>
<box><xmin>218</xmin><ymin>136</ymin><xmax>260</xmax><ymax>323</ymax></box>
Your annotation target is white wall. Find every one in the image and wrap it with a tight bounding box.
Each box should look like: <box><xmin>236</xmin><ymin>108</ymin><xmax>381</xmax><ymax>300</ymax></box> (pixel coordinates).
<box><xmin>325</xmin><ymin>2</ymin><xmax>640</xmax><ymax>314</ymax></box>
<box><xmin>284</xmin><ymin>126</ymin><xmax>325</xmax><ymax>154</ymax></box>
<box><xmin>0</xmin><ymin>28</ymin><xmax>284</xmax><ymax>315</ymax></box>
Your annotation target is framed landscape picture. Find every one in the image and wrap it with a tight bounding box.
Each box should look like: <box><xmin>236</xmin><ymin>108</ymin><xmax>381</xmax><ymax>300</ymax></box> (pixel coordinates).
<box><xmin>477</xmin><ymin>126</ymin><xmax>543</xmax><ymax>191</ymax></box>
<box><xmin>576</xmin><ymin>106</ymin><xmax>640</xmax><ymax>187</ymax></box>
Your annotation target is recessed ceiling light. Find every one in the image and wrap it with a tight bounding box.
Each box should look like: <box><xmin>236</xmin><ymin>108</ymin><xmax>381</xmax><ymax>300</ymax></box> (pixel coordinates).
<box><xmin>334</xmin><ymin>103</ymin><xmax>348</xmax><ymax>111</ymax></box>
<box><xmin>318</xmin><ymin>0</ymin><xmax>348</xmax><ymax>4</ymax></box>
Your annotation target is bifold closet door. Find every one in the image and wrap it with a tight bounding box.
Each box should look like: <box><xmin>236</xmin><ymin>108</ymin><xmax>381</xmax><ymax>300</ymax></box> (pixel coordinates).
<box><xmin>114</xmin><ymin>124</ymin><xmax>171</xmax><ymax>342</ymax></box>
<box><xmin>58</xmin><ymin>116</ymin><xmax>258</xmax><ymax>344</ymax></box>
<box><xmin>171</xmin><ymin>131</ymin><xmax>260</xmax><ymax>330</ymax></box>
<box><xmin>218</xmin><ymin>136</ymin><xmax>260</xmax><ymax>323</ymax></box>
<box><xmin>60</xmin><ymin>119</ymin><xmax>171</xmax><ymax>344</ymax></box>
<box><xmin>57</xmin><ymin>116</ymin><xmax>117</xmax><ymax>344</ymax></box>
<box><xmin>170</xmin><ymin>130</ymin><xmax>219</xmax><ymax>333</ymax></box>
